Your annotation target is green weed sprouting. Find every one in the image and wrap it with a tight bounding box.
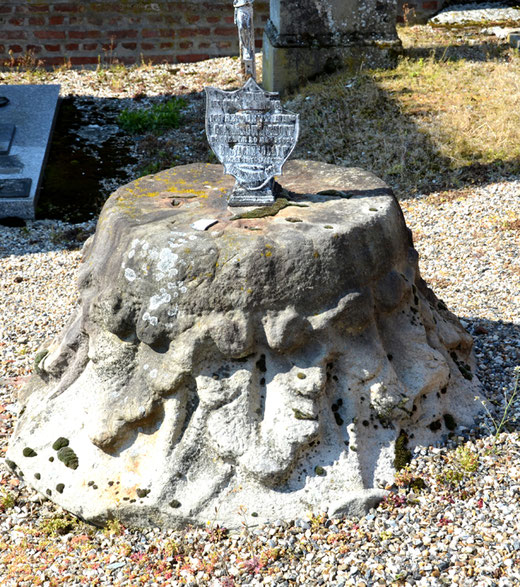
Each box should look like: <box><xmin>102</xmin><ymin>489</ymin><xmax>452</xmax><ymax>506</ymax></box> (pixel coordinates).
<box><xmin>117</xmin><ymin>98</ymin><xmax>187</xmax><ymax>135</ymax></box>
<box><xmin>477</xmin><ymin>366</ymin><xmax>520</xmax><ymax>438</ymax></box>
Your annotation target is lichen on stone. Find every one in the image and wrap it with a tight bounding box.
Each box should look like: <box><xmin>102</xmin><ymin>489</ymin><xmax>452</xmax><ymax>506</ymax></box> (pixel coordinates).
<box><xmin>56</xmin><ymin>483</ymin><xmax>65</xmax><ymax>494</ymax></box>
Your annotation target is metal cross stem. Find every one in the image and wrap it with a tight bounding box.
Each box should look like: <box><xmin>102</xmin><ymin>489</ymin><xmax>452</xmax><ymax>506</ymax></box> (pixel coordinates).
<box><xmin>233</xmin><ymin>0</ymin><xmax>256</xmax><ymax>80</ymax></box>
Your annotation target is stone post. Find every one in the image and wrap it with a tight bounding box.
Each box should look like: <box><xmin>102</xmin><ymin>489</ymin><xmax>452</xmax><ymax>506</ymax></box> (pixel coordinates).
<box><xmin>263</xmin><ymin>0</ymin><xmax>402</xmax><ymax>94</ymax></box>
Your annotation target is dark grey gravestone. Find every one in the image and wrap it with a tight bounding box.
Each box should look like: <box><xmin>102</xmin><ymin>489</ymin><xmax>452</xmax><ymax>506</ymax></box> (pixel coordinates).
<box><xmin>0</xmin><ymin>124</ymin><xmax>15</xmax><ymax>156</ymax></box>
<box><xmin>206</xmin><ymin>79</ymin><xmax>298</xmax><ymax>207</ymax></box>
<box><xmin>0</xmin><ymin>85</ymin><xmax>60</xmax><ymax>220</ymax></box>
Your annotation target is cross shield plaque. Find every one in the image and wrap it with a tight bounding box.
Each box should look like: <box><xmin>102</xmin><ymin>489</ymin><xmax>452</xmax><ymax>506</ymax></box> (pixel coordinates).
<box><xmin>205</xmin><ymin>78</ymin><xmax>299</xmax><ymax>206</ymax></box>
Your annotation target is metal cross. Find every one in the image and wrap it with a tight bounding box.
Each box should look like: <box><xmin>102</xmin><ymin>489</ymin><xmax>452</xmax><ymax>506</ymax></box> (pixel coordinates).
<box><xmin>233</xmin><ymin>0</ymin><xmax>256</xmax><ymax>80</ymax></box>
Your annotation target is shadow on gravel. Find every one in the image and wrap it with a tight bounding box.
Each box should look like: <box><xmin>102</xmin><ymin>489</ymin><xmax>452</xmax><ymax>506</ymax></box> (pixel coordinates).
<box><xmin>457</xmin><ymin>315</ymin><xmax>520</xmax><ymax>435</ymax></box>
<box><xmin>36</xmin><ymin>91</ymin><xmax>211</xmax><ymax>223</ymax></box>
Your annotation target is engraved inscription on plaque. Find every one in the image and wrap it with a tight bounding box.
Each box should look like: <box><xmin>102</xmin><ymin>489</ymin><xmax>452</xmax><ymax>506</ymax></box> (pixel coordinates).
<box><xmin>0</xmin><ymin>178</ymin><xmax>32</xmax><ymax>199</ymax></box>
<box><xmin>205</xmin><ymin>78</ymin><xmax>299</xmax><ymax>205</ymax></box>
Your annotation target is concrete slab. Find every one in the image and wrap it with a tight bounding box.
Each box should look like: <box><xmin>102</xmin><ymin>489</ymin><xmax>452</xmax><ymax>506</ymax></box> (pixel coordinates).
<box><xmin>0</xmin><ymin>84</ymin><xmax>60</xmax><ymax>220</ymax></box>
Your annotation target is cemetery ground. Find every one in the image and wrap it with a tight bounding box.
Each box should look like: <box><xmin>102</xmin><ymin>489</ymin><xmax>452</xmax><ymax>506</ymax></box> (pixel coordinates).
<box><xmin>0</xmin><ymin>23</ymin><xmax>520</xmax><ymax>586</ymax></box>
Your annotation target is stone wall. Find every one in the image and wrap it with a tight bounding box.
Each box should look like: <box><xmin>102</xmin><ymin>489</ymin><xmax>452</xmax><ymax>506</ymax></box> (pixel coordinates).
<box><xmin>0</xmin><ymin>0</ymin><xmax>444</xmax><ymax>69</ymax></box>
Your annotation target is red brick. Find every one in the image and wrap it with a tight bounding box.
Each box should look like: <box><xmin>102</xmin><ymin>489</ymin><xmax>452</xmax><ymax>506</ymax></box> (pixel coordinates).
<box><xmin>159</xmin><ymin>42</ymin><xmax>174</xmax><ymax>49</ymax></box>
<box><xmin>102</xmin><ymin>42</ymin><xmax>117</xmax><ymax>51</ymax></box>
<box><xmin>69</xmin><ymin>30</ymin><xmax>100</xmax><ymax>39</ymax></box>
<box><xmin>26</xmin><ymin>44</ymin><xmax>43</xmax><ymax>53</ymax></box>
<box><xmin>179</xmin><ymin>41</ymin><xmax>193</xmax><ymax>49</ymax></box>
<box><xmin>146</xmin><ymin>54</ymin><xmax>177</xmax><ymax>64</ymax></box>
<box><xmin>214</xmin><ymin>27</ymin><xmax>236</xmax><ymax>36</ymax></box>
<box><xmin>65</xmin><ymin>42</ymin><xmax>79</xmax><ymax>51</ymax></box>
<box><xmin>141</xmin><ymin>43</ymin><xmax>155</xmax><ymax>50</ymax></box>
<box><xmin>44</xmin><ymin>43</ymin><xmax>61</xmax><ymax>52</ymax></box>
<box><xmin>0</xmin><ymin>6</ymin><xmax>12</xmax><ymax>14</ymax></box>
<box><xmin>107</xmin><ymin>29</ymin><xmax>138</xmax><ymax>39</ymax></box>
<box><xmin>206</xmin><ymin>16</ymin><xmax>220</xmax><ymax>24</ymax></box>
<box><xmin>122</xmin><ymin>42</ymin><xmax>137</xmax><ymax>50</ymax></box>
<box><xmin>143</xmin><ymin>28</ymin><xmax>176</xmax><ymax>39</ymax></box>
<box><xmin>421</xmin><ymin>1</ymin><xmax>438</xmax><ymax>9</ymax></box>
<box><xmin>186</xmin><ymin>15</ymin><xmax>200</xmax><ymax>24</ymax></box>
<box><xmin>9</xmin><ymin>17</ymin><xmax>25</xmax><ymax>26</ymax></box>
<box><xmin>0</xmin><ymin>31</ymin><xmax>27</xmax><ymax>40</ymax></box>
<box><xmin>223</xmin><ymin>16</ymin><xmax>234</xmax><ymax>24</ymax></box>
<box><xmin>86</xmin><ymin>16</ymin><xmax>103</xmax><ymax>26</ymax></box>
<box><xmin>54</xmin><ymin>3</ymin><xmax>80</xmax><ymax>13</ymax></box>
<box><xmin>177</xmin><ymin>53</ymin><xmax>209</xmax><ymax>63</ymax></box>
<box><xmin>255</xmin><ymin>39</ymin><xmax>262</xmax><ymax>49</ymax></box>
<box><xmin>217</xmin><ymin>40</ymin><xmax>232</xmax><ymax>49</ymax></box>
<box><xmin>82</xmin><ymin>43</ymin><xmax>98</xmax><ymax>51</ymax></box>
<box><xmin>49</xmin><ymin>16</ymin><xmax>65</xmax><ymax>25</ymax></box>
<box><xmin>28</xmin><ymin>4</ymin><xmax>50</xmax><ymax>13</ymax></box>
<box><xmin>8</xmin><ymin>44</ymin><xmax>23</xmax><ymax>53</ymax></box>
<box><xmin>35</xmin><ymin>30</ymin><xmax>66</xmax><ymax>40</ymax></box>
<box><xmin>199</xmin><ymin>42</ymin><xmax>211</xmax><ymax>49</ymax></box>
<box><xmin>29</xmin><ymin>16</ymin><xmax>45</xmax><ymax>26</ymax></box>
<box><xmin>70</xmin><ymin>56</ymin><xmax>99</xmax><ymax>65</ymax></box>
<box><xmin>42</xmin><ymin>56</ymin><xmax>67</xmax><ymax>66</ymax></box>
<box><xmin>179</xmin><ymin>27</ymin><xmax>210</xmax><ymax>38</ymax></box>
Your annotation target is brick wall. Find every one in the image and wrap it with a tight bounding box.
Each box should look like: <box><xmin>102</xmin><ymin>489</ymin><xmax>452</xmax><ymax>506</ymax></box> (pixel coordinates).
<box><xmin>0</xmin><ymin>0</ymin><xmax>445</xmax><ymax>69</ymax></box>
<box><xmin>0</xmin><ymin>0</ymin><xmax>269</xmax><ymax>68</ymax></box>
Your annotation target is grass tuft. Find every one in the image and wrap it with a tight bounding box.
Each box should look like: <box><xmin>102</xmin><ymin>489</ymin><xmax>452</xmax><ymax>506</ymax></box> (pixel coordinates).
<box><xmin>118</xmin><ymin>98</ymin><xmax>187</xmax><ymax>135</ymax></box>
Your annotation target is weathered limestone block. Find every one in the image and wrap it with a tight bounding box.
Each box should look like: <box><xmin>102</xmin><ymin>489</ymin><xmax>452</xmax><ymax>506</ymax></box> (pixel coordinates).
<box><xmin>263</xmin><ymin>0</ymin><xmax>402</xmax><ymax>93</ymax></box>
<box><xmin>7</xmin><ymin>161</ymin><xmax>482</xmax><ymax>528</ymax></box>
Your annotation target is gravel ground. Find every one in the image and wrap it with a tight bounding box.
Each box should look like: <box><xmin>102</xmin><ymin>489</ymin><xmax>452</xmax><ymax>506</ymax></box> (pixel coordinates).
<box><xmin>0</xmin><ymin>179</ymin><xmax>519</xmax><ymax>587</ymax></box>
<box><xmin>431</xmin><ymin>3</ymin><xmax>520</xmax><ymax>25</ymax></box>
<box><xmin>1</xmin><ymin>37</ymin><xmax>520</xmax><ymax>587</ymax></box>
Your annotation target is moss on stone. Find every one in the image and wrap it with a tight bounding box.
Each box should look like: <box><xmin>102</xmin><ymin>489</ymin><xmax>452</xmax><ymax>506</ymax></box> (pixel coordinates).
<box><xmin>170</xmin><ymin>499</ymin><xmax>181</xmax><ymax>508</ymax></box>
<box><xmin>34</xmin><ymin>349</ymin><xmax>49</xmax><ymax>373</ymax></box>
<box><xmin>297</xmin><ymin>372</ymin><xmax>307</xmax><ymax>379</ymax></box>
<box><xmin>57</xmin><ymin>447</ymin><xmax>79</xmax><ymax>470</ymax></box>
<box><xmin>394</xmin><ymin>430</ymin><xmax>412</xmax><ymax>471</ymax></box>
<box><xmin>56</xmin><ymin>483</ymin><xmax>65</xmax><ymax>494</ymax></box>
<box><xmin>5</xmin><ymin>459</ymin><xmax>16</xmax><ymax>470</ymax></box>
<box><xmin>23</xmin><ymin>447</ymin><xmax>37</xmax><ymax>458</ymax></box>
<box><xmin>317</xmin><ymin>189</ymin><xmax>352</xmax><ymax>198</ymax></box>
<box><xmin>428</xmin><ymin>419</ymin><xmax>442</xmax><ymax>432</ymax></box>
<box><xmin>443</xmin><ymin>413</ymin><xmax>457</xmax><ymax>431</ymax></box>
<box><xmin>52</xmin><ymin>437</ymin><xmax>69</xmax><ymax>451</ymax></box>
<box><xmin>34</xmin><ymin>473</ymin><xmax>41</xmax><ymax>480</ymax></box>
<box><xmin>314</xmin><ymin>466</ymin><xmax>326</xmax><ymax>477</ymax></box>
<box><xmin>230</xmin><ymin>198</ymin><xmax>308</xmax><ymax>220</ymax></box>
<box><xmin>293</xmin><ymin>409</ymin><xmax>317</xmax><ymax>421</ymax></box>
<box><xmin>136</xmin><ymin>488</ymin><xmax>150</xmax><ymax>498</ymax></box>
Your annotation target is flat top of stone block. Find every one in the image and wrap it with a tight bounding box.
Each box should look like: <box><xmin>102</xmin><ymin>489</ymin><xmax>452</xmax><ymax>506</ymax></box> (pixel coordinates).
<box><xmin>96</xmin><ymin>160</ymin><xmax>408</xmax><ymax>321</ymax></box>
